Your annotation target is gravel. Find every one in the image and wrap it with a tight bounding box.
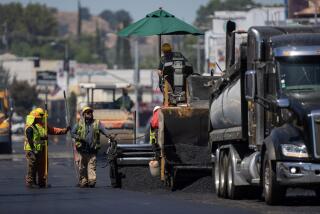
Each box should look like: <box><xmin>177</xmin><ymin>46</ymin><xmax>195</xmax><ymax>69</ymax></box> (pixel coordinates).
<box><xmin>119</xmin><ymin>166</ymin><xmax>212</xmax><ymax>194</ymax></box>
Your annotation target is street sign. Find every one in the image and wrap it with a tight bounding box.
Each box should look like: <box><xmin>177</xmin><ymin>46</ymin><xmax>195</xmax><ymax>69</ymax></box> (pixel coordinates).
<box><xmin>36</xmin><ymin>70</ymin><xmax>57</xmax><ymax>86</ymax></box>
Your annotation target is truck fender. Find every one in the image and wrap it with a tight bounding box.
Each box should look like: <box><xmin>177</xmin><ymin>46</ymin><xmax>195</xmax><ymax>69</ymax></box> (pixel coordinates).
<box><xmin>262</xmin><ymin>123</ymin><xmax>303</xmax><ymax>162</ymax></box>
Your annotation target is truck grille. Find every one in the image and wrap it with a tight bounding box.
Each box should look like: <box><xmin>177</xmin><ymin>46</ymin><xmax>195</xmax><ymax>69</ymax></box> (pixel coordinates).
<box><xmin>311</xmin><ymin>111</ymin><xmax>320</xmax><ymax>158</ymax></box>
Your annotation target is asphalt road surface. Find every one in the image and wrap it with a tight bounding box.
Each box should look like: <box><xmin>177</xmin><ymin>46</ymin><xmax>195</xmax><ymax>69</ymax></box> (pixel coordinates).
<box><xmin>1</xmin><ymin>135</ymin><xmax>320</xmax><ymax>214</ymax></box>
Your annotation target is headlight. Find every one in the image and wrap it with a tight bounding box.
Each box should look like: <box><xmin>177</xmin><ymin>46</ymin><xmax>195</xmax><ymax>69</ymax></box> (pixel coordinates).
<box><xmin>281</xmin><ymin>144</ymin><xmax>309</xmax><ymax>158</ymax></box>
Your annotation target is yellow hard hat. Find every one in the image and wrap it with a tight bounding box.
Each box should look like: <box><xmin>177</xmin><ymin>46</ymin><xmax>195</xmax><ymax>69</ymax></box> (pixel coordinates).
<box><xmin>35</xmin><ymin>107</ymin><xmax>45</xmax><ymax>117</ymax></box>
<box><xmin>82</xmin><ymin>106</ymin><xmax>93</xmax><ymax>115</ymax></box>
<box><xmin>29</xmin><ymin>110</ymin><xmax>42</xmax><ymax>119</ymax></box>
<box><xmin>161</xmin><ymin>43</ymin><xmax>172</xmax><ymax>53</ymax></box>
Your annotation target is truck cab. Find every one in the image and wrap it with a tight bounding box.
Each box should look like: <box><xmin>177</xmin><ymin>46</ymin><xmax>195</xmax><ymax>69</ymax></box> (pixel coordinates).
<box><xmin>210</xmin><ymin>22</ymin><xmax>320</xmax><ymax>205</ymax></box>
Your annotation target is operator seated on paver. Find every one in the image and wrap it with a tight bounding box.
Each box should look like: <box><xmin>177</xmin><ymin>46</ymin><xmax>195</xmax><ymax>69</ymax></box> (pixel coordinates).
<box><xmin>157</xmin><ymin>43</ymin><xmax>193</xmax><ymax>93</ymax></box>
<box><xmin>24</xmin><ymin>108</ymin><xmax>70</xmax><ymax>188</ymax></box>
<box><xmin>71</xmin><ymin>106</ymin><xmax>110</xmax><ymax>188</ymax></box>
<box><xmin>114</xmin><ymin>88</ymin><xmax>134</xmax><ymax>112</ymax></box>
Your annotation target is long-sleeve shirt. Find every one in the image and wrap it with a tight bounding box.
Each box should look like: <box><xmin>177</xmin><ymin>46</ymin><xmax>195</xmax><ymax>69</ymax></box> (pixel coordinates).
<box><xmin>71</xmin><ymin>120</ymin><xmax>108</xmax><ymax>149</ymax></box>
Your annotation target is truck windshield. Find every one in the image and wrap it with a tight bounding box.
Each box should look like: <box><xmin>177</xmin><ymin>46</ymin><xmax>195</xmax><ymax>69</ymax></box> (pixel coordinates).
<box><xmin>276</xmin><ymin>56</ymin><xmax>320</xmax><ymax>92</ymax></box>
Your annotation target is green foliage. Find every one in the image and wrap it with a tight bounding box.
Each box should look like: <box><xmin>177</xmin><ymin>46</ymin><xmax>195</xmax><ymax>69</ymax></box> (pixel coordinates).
<box><xmin>0</xmin><ymin>3</ymin><xmax>57</xmax><ymax>37</ymax></box>
<box><xmin>99</xmin><ymin>9</ymin><xmax>132</xmax><ymax>31</ymax></box>
<box><xmin>23</xmin><ymin>4</ymin><xmax>58</xmax><ymax>36</ymax></box>
<box><xmin>9</xmin><ymin>77</ymin><xmax>40</xmax><ymax>116</ymax></box>
<box><xmin>194</xmin><ymin>0</ymin><xmax>259</xmax><ymax>27</ymax></box>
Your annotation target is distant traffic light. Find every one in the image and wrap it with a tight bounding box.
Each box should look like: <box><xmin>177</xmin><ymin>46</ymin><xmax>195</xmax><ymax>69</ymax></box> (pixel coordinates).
<box><xmin>33</xmin><ymin>54</ymin><xmax>40</xmax><ymax>67</ymax></box>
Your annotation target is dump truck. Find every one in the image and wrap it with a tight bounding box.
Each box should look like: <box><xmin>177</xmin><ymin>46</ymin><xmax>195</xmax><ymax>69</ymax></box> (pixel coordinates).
<box><xmin>0</xmin><ymin>89</ymin><xmax>12</xmax><ymax>154</ymax></box>
<box><xmin>209</xmin><ymin>21</ymin><xmax>320</xmax><ymax>205</ymax></box>
<box><xmin>108</xmin><ymin>55</ymin><xmax>213</xmax><ymax>189</ymax></box>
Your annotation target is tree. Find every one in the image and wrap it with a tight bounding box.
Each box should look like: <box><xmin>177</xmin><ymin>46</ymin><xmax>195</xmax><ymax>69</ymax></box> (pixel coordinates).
<box><xmin>10</xmin><ymin>77</ymin><xmax>40</xmax><ymax>116</ymax></box>
<box><xmin>23</xmin><ymin>3</ymin><xmax>58</xmax><ymax>36</ymax></box>
<box><xmin>115</xmin><ymin>10</ymin><xmax>133</xmax><ymax>69</ymax></box>
<box><xmin>99</xmin><ymin>10</ymin><xmax>117</xmax><ymax>30</ymax></box>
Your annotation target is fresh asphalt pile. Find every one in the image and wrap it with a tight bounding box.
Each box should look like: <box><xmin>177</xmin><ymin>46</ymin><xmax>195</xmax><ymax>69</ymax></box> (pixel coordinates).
<box><xmin>119</xmin><ymin>166</ymin><xmax>213</xmax><ymax>193</ymax></box>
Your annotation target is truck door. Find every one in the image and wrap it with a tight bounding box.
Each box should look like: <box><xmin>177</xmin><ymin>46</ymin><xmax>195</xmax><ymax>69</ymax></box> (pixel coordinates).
<box><xmin>264</xmin><ymin>63</ymin><xmax>279</xmax><ymax>136</ymax></box>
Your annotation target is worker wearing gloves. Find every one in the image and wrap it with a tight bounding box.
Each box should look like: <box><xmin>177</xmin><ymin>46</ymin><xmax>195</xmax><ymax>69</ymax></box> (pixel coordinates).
<box><xmin>71</xmin><ymin>106</ymin><xmax>110</xmax><ymax>188</ymax></box>
<box><xmin>24</xmin><ymin>110</ymin><xmax>47</xmax><ymax>188</ymax></box>
<box><xmin>24</xmin><ymin>108</ymin><xmax>70</xmax><ymax>188</ymax></box>
<box><xmin>34</xmin><ymin>107</ymin><xmax>70</xmax><ymax>188</ymax></box>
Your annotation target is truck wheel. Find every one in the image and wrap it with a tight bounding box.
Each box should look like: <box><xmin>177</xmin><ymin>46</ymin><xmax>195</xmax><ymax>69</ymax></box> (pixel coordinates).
<box><xmin>262</xmin><ymin>156</ymin><xmax>286</xmax><ymax>205</ymax></box>
<box><xmin>227</xmin><ymin>153</ymin><xmax>240</xmax><ymax>199</ymax></box>
<box><xmin>219</xmin><ymin>152</ymin><xmax>228</xmax><ymax>198</ymax></box>
<box><xmin>213</xmin><ymin>161</ymin><xmax>220</xmax><ymax>195</ymax></box>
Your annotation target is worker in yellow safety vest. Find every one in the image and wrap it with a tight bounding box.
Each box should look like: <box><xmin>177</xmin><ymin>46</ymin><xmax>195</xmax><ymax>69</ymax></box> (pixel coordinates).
<box><xmin>24</xmin><ymin>108</ymin><xmax>70</xmax><ymax>188</ymax></box>
<box><xmin>71</xmin><ymin>106</ymin><xmax>110</xmax><ymax>188</ymax></box>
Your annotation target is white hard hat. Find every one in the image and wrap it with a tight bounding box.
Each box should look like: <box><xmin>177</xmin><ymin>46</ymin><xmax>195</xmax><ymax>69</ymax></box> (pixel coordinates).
<box><xmin>153</xmin><ymin>106</ymin><xmax>161</xmax><ymax>112</ymax></box>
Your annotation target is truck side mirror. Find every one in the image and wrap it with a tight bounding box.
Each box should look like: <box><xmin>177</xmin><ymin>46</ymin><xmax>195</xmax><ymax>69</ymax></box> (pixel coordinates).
<box><xmin>276</xmin><ymin>97</ymin><xmax>290</xmax><ymax>108</ymax></box>
<box><xmin>245</xmin><ymin>70</ymin><xmax>256</xmax><ymax>101</ymax></box>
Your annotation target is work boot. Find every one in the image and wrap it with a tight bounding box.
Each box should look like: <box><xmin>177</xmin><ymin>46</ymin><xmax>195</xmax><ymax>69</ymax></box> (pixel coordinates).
<box><xmin>39</xmin><ymin>183</ymin><xmax>52</xmax><ymax>188</ymax></box>
<box><xmin>88</xmin><ymin>182</ymin><xmax>95</xmax><ymax>188</ymax></box>
<box><xmin>26</xmin><ymin>183</ymin><xmax>37</xmax><ymax>189</ymax></box>
<box><xmin>79</xmin><ymin>183</ymin><xmax>88</xmax><ymax>188</ymax></box>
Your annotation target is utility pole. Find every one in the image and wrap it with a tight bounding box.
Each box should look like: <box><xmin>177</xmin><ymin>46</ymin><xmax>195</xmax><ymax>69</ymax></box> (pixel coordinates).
<box><xmin>133</xmin><ymin>38</ymin><xmax>140</xmax><ymax>143</ymax></box>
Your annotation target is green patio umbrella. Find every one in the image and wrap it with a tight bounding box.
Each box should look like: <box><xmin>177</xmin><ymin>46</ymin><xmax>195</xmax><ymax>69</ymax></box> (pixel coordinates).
<box><xmin>118</xmin><ymin>8</ymin><xmax>203</xmax><ymax>57</ymax></box>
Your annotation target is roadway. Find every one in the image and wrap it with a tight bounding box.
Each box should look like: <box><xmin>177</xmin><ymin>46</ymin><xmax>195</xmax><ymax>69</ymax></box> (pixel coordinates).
<box><xmin>0</xmin><ymin>135</ymin><xmax>320</xmax><ymax>214</ymax></box>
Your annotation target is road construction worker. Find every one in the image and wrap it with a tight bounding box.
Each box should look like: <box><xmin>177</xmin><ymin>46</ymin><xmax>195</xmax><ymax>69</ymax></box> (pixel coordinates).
<box><xmin>157</xmin><ymin>43</ymin><xmax>189</xmax><ymax>91</ymax></box>
<box><xmin>150</xmin><ymin>106</ymin><xmax>161</xmax><ymax>160</ymax></box>
<box><xmin>115</xmin><ymin>88</ymin><xmax>134</xmax><ymax>112</ymax></box>
<box><xmin>34</xmin><ymin>107</ymin><xmax>70</xmax><ymax>187</ymax></box>
<box><xmin>24</xmin><ymin>108</ymin><xmax>70</xmax><ymax>188</ymax></box>
<box><xmin>71</xmin><ymin>106</ymin><xmax>110</xmax><ymax>188</ymax></box>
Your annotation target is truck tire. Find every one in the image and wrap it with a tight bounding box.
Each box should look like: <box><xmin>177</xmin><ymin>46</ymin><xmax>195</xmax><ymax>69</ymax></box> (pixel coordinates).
<box><xmin>219</xmin><ymin>151</ymin><xmax>228</xmax><ymax>198</ymax></box>
<box><xmin>213</xmin><ymin>161</ymin><xmax>220</xmax><ymax>195</ymax></box>
<box><xmin>227</xmin><ymin>153</ymin><xmax>240</xmax><ymax>199</ymax></box>
<box><xmin>262</xmin><ymin>155</ymin><xmax>286</xmax><ymax>205</ymax></box>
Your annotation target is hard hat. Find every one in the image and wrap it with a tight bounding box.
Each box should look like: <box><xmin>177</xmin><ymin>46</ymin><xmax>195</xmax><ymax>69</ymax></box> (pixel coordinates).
<box><xmin>29</xmin><ymin>110</ymin><xmax>42</xmax><ymax>119</ymax></box>
<box><xmin>35</xmin><ymin>107</ymin><xmax>45</xmax><ymax>117</ymax></box>
<box><xmin>153</xmin><ymin>106</ymin><xmax>161</xmax><ymax>112</ymax></box>
<box><xmin>82</xmin><ymin>106</ymin><xmax>93</xmax><ymax>115</ymax></box>
<box><xmin>161</xmin><ymin>43</ymin><xmax>172</xmax><ymax>53</ymax></box>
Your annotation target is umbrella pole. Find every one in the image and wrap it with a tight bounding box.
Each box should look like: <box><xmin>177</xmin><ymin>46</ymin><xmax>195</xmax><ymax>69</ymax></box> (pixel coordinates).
<box><xmin>158</xmin><ymin>35</ymin><xmax>161</xmax><ymax>58</ymax></box>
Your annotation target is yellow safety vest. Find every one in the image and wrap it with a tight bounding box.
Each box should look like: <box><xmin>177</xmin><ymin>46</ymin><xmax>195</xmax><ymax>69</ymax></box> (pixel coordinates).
<box><xmin>24</xmin><ymin>124</ymin><xmax>46</xmax><ymax>152</ymax></box>
<box><xmin>76</xmin><ymin>120</ymin><xmax>100</xmax><ymax>148</ymax></box>
<box><xmin>150</xmin><ymin>128</ymin><xmax>157</xmax><ymax>144</ymax></box>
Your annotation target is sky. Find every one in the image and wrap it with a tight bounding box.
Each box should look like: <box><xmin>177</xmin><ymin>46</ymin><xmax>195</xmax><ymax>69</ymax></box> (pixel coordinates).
<box><xmin>0</xmin><ymin>0</ymin><xmax>284</xmax><ymax>24</ymax></box>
